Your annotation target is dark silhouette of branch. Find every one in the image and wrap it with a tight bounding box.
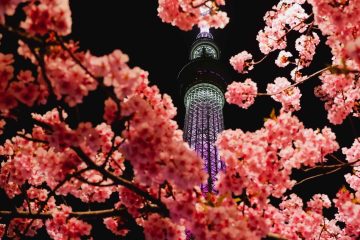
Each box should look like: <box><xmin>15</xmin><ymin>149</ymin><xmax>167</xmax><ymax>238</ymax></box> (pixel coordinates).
<box><xmin>71</xmin><ymin>146</ymin><xmax>170</xmax><ymax>217</ymax></box>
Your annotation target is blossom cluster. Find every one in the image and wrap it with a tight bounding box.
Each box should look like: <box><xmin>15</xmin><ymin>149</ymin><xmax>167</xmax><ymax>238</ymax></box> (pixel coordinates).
<box><xmin>275</xmin><ymin>50</ymin><xmax>292</xmax><ymax>67</ymax></box>
<box><xmin>103</xmin><ymin>217</ymin><xmax>128</xmax><ymax>236</ymax></box>
<box><xmin>121</xmin><ymin>93</ymin><xmax>206</xmax><ymax>190</ymax></box>
<box><xmin>157</xmin><ymin>0</ymin><xmax>229</xmax><ymax>31</ymax></box>
<box><xmin>315</xmin><ymin>70</ymin><xmax>359</xmax><ymax>124</ymax></box>
<box><xmin>225</xmin><ymin>79</ymin><xmax>257</xmax><ymax>109</ymax></box>
<box><xmin>216</xmin><ymin>112</ymin><xmax>339</xmax><ymax>207</ymax></box>
<box><xmin>229</xmin><ymin>51</ymin><xmax>253</xmax><ymax>74</ymax></box>
<box><xmin>257</xmin><ymin>0</ymin><xmax>309</xmax><ymax>54</ymax></box>
<box><xmin>307</xmin><ymin>0</ymin><xmax>360</xmax><ymax>68</ymax></box>
<box><xmin>143</xmin><ymin>214</ymin><xmax>185</xmax><ymax>240</ymax></box>
<box><xmin>266</xmin><ymin>77</ymin><xmax>301</xmax><ymax>111</ymax></box>
<box><xmin>46</xmin><ymin>205</ymin><xmax>92</xmax><ymax>240</ymax></box>
<box><xmin>295</xmin><ymin>32</ymin><xmax>320</xmax><ymax>68</ymax></box>
<box><xmin>21</xmin><ymin>0</ymin><xmax>72</xmax><ymax>36</ymax></box>
<box><xmin>0</xmin><ymin>0</ymin><xmax>71</xmax><ymax>36</ymax></box>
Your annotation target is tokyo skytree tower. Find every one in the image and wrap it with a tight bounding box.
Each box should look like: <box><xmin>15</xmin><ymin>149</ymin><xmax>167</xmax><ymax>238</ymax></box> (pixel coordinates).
<box><xmin>178</xmin><ymin>27</ymin><xmax>227</xmax><ymax>193</ymax></box>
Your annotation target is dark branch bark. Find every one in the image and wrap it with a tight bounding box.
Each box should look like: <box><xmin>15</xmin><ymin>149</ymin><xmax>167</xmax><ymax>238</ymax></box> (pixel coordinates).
<box><xmin>71</xmin><ymin>146</ymin><xmax>170</xmax><ymax>217</ymax></box>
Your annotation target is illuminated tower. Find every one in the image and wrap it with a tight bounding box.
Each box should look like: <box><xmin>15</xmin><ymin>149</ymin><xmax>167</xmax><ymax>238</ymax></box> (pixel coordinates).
<box><xmin>179</xmin><ymin>29</ymin><xmax>226</xmax><ymax>193</ymax></box>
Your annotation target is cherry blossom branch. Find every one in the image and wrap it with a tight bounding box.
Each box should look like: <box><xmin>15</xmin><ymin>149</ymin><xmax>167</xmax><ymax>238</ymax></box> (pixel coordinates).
<box><xmin>101</xmin><ymin>135</ymin><xmax>125</xmax><ymax>168</ymax></box>
<box><xmin>0</xmin><ymin>208</ymin><xmax>123</xmax><ymax>219</ymax></box>
<box><xmin>294</xmin><ymin>167</ymin><xmax>343</xmax><ymax>187</ymax></box>
<box><xmin>29</xmin><ymin>45</ymin><xmax>57</xmax><ymax>101</ymax></box>
<box><xmin>277</xmin><ymin>13</ymin><xmax>314</xmax><ymax>42</ymax></box>
<box><xmin>297</xmin><ymin>158</ymin><xmax>360</xmax><ymax>186</ymax></box>
<box><xmin>16</xmin><ymin>123</ymin><xmax>169</xmax><ymax>218</ymax></box>
<box><xmin>257</xmin><ymin>66</ymin><xmax>331</xmax><ymax>96</ymax></box>
<box><xmin>55</xmin><ymin>34</ymin><xmax>121</xmax><ymax>120</ymax></box>
<box><xmin>253</xmin><ymin>54</ymin><xmax>269</xmax><ymax>65</ymax></box>
<box><xmin>20</xmin><ymin>185</ymin><xmax>33</xmax><ymax>216</ymax></box>
<box><xmin>55</xmin><ymin>34</ymin><xmax>99</xmax><ymax>81</ymax></box>
<box><xmin>22</xmin><ymin>168</ymin><xmax>89</xmax><ymax>235</ymax></box>
<box><xmin>302</xmin><ymin>157</ymin><xmax>360</xmax><ymax>172</ymax></box>
<box><xmin>318</xmin><ymin>218</ymin><xmax>326</xmax><ymax>240</ymax></box>
<box><xmin>71</xmin><ymin>146</ymin><xmax>170</xmax><ymax>217</ymax></box>
<box><xmin>329</xmin><ymin>154</ymin><xmax>347</xmax><ymax>164</ymax></box>
<box><xmin>249</xmin><ymin>13</ymin><xmax>314</xmax><ymax>71</ymax></box>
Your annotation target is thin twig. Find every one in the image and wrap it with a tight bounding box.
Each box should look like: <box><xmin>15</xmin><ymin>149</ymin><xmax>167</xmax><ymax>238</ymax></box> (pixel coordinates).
<box><xmin>71</xmin><ymin>146</ymin><xmax>170</xmax><ymax>217</ymax></box>
<box><xmin>257</xmin><ymin>66</ymin><xmax>331</xmax><ymax>96</ymax></box>
<box><xmin>253</xmin><ymin>54</ymin><xmax>269</xmax><ymax>65</ymax></box>
<box><xmin>55</xmin><ymin>34</ymin><xmax>121</xmax><ymax>121</ymax></box>
<box><xmin>294</xmin><ymin>167</ymin><xmax>343</xmax><ymax>187</ymax></box>
<box><xmin>16</xmin><ymin>133</ymin><xmax>47</xmax><ymax>144</ymax></box>
<box><xmin>22</xmin><ymin>168</ymin><xmax>89</xmax><ymax>235</ymax></box>
<box><xmin>0</xmin><ymin>208</ymin><xmax>124</xmax><ymax>219</ymax></box>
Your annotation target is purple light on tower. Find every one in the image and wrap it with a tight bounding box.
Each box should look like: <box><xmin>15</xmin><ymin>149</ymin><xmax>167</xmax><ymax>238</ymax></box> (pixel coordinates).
<box><xmin>184</xmin><ymin>83</ymin><xmax>224</xmax><ymax>193</ymax></box>
<box><xmin>179</xmin><ymin>30</ymin><xmax>227</xmax><ymax>194</ymax></box>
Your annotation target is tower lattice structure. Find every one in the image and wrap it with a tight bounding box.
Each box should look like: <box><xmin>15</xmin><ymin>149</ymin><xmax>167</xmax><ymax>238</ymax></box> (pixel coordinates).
<box><xmin>179</xmin><ymin>31</ymin><xmax>227</xmax><ymax>193</ymax></box>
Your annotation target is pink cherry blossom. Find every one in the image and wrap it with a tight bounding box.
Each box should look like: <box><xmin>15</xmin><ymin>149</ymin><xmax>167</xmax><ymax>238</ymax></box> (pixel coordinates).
<box><xmin>257</xmin><ymin>0</ymin><xmax>309</xmax><ymax>55</ymax></box>
<box><xmin>225</xmin><ymin>79</ymin><xmax>257</xmax><ymax>109</ymax></box>
<box><xmin>157</xmin><ymin>0</ymin><xmax>229</xmax><ymax>31</ymax></box>
<box><xmin>295</xmin><ymin>32</ymin><xmax>320</xmax><ymax>67</ymax></box>
<box><xmin>275</xmin><ymin>50</ymin><xmax>292</xmax><ymax>67</ymax></box>
<box><xmin>121</xmin><ymin>95</ymin><xmax>206</xmax><ymax>190</ymax></box>
<box><xmin>43</xmin><ymin>44</ymin><xmax>98</xmax><ymax>107</ymax></box>
<box><xmin>9</xmin><ymin>78</ymin><xmax>40</xmax><ymax>107</ymax></box>
<box><xmin>290</xmin><ymin>67</ymin><xmax>307</xmax><ymax>82</ymax></box>
<box><xmin>308</xmin><ymin>0</ymin><xmax>360</xmax><ymax>68</ymax></box>
<box><xmin>315</xmin><ymin>70</ymin><xmax>359</xmax><ymax>124</ymax></box>
<box><xmin>216</xmin><ymin>112</ymin><xmax>338</xmax><ymax>210</ymax></box>
<box><xmin>21</xmin><ymin>0</ymin><xmax>72</xmax><ymax>36</ymax></box>
<box><xmin>345</xmin><ymin>37</ymin><xmax>360</xmax><ymax>66</ymax></box>
<box><xmin>143</xmin><ymin>213</ymin><xmax>185</xmax><ymax>240</ymax></box>
<box><xmin>103</xmin><ymin>217</ymin><xmax>128</xmax><ymax>236</ymax></box>
<box><xmin>229</xmin><ymin>51</ymin><xmax>253</xmax><ymax>73</ymax></box>
<box><xmin>264</xmin><ymin>194</ymin><xmax>344</xmax><ymax>239</ymax></box>
<box><xmin>201</xmin><ymin>11</ymin><xmax>229</xmax><ymax>29</ymax></box>
<box><xmin>46</xmin><ymin>205</ymin><xmax>92</xmax><ymax>240</ymax></box>
<box><xmin>266</xmin><ymin>77</ymin><xmax>301</xmax><ymax>111</ymax></box>
<box><xmin>103</xmin><ymin>97</ymin><xmax>118</xmax><ymax>124</ymax></box>
<box><xmin>0</xmin><ymin>53</ymin><xmax>18</xmax><ymax>112</ymax></box>
<box><xmin>342</xmin><ymin>137</ymin><xmax>360</xmax><ymax>165</ymax></box>
<box><xmin>257</xmin><ymin>26</ymin><xmax>287</xmax><ymax>54</ymax></box>
<box><xmin>334</xmin><ymin>188</ymin><xmax>360</xmax><ymax>237</ymax></box>
<box><xmin>6</xmin><ymin>218</ymin><xmax>43</xmax><ymax>238</ymax></box>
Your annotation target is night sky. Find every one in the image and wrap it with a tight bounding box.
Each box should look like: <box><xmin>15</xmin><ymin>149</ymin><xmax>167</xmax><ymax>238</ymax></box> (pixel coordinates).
<box><xmin>1</xmin><ymin>1</ymin><xmax>359</xmax><ymax>239</ymax></box>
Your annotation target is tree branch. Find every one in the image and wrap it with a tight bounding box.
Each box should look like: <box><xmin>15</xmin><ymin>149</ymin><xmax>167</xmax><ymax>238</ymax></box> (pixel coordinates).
<box><xmin>55</xmin><ymin>34</ymin><xmax>121</xmax><ymax>120</ymax></box>
<box><xmin>0</xmin><ymin>208</ymin><xmax>123</xmax><ymax>219</ymax></box>
<box><xmin>294</xmin><ymin>167</ymin><xmax>343</xmax><ymax>187</ymax></box>
<box><xmin>71</xmin><ymin>146</ymin><xmax>169</xmax><ymax>217</ymax></box>
<box><xmin>257</xmin><ymin>66</ymin><xmax>331</xmax><ymax>96</ymax></box>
